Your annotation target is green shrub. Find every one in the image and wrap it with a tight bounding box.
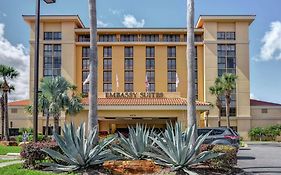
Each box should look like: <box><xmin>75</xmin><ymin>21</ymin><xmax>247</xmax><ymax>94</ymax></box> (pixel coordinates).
<box><xmin>20</xmin><ymin>141</ymin><xmax>60</xmax><ymax>169</ymax></box>
<box><xmin>207</xmin><ymin>145</ymin><xmax>237</xmax><ymax>171</ymax></box>
<box><xmin>16</xmin><ymin>134</ymin><xmax>45</xmax><ymax>143</ymax></box>
<box><xmin>249</xmin><ymin>125</ymin><xmax>281</xmax><ymax>141</ymax></box>
<box><xmin>19</xmin><ymin>128</ymin><xmax>33</xmax><ymax>135</ymax></box>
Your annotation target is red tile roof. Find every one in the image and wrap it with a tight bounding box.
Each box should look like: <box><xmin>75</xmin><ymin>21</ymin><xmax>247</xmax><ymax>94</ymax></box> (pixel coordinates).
<box><xmin>9</xmin><ymin>98</ymin><xmax>210</xmax><ymax>107</ymax></box>
<box><xmin>250</xmin><ymin>99</ymin><xmax>281</xmax><ymax>107</ymax></box>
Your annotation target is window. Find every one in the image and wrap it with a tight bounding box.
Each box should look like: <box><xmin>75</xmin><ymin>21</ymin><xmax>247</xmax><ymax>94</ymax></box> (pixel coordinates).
<box><xmin>103</xmin><ymin>47</ymin><xmax>112</xmax><ymax>92</ymax></box>
<box><xmin>120</xmin><ymin>34</ymin><xmax>138</xmax><ymax>42</ymax></box>
<box><xmin>44</xmin><ymin>32</ymin><xmax>53</xmax><ymax>40</ymax></box>
<box><xmin>167</xmin><ymin>47</ymin><xmax>177</xmax><ymax>92</ymax></box>
<box><xmin>43</xmin><ymin>44</ymin><xmax>61</xmax><ymax>77</ymax></box>
<box><xmin>44</xmin><ymin>32</ymin><xmax>62</xmax><ymax>40</ymax></box>
<box><xmin>146</xmin><ymin>46</ymin><xmax>155</xmax><ymax>92</ymax></box>
<box><xmin>103</xmin><ymin>47</ymin><xmax>112</xmax><ymax>57</ymax></box>
<box><xmin>141</xmin><ymin>34</ymin><xmax>159</xmax><ymax>42</ymax></box>
<box><xmin>217</xmin><ymin>32</ymin><xmax>235</xmax><ymax>40</ymax></box>
<box><xmin>195</xmin><ymin>46</ymin><xmax>198</xmax><ymax>99</ymax></box>
<box><xmin>146</xmin><ymin>47</ymin><xmax>155</xmax><ymax>58</ymax></box>
<box><xmin>124</xmin><ymin>47</ymin><xmax>134</xmax><ymax>92</ymax></box>
<box><xmin>218</xmin><ymin>44</ymin><xmax>237</xmax><ymax>117</ymax></box>
<box><xmin>82</xmin><ymin>47</ymin><xmax>90</xmax><ymax>95</ymax></box>
<box><xmin>53</xmin><ymin>32</ymin><xmax>62</xmax><ymax>40</ymax></box>
<box><xmin>11</xmin><ymin>108</ymin><xmax>17</xmax><ymax>114</ymax></box>
<box><xmin>99</xmin><ymin>34</ymin><xmax>116</xmax><ymax>42</ymax></box>
<box><xmin>78</xmin><ymin>35</ymin><xmax>90</xmax><ymax>42</ymax></box>
<box><xmin>163</xmin><ymin>34</ymin><xmax>180</xmax><ymax>42</ymax></box>
<box><xmin>261</xmin><ymin>109</ymin><xmax>268</xmax><ymax>114</ymax></box>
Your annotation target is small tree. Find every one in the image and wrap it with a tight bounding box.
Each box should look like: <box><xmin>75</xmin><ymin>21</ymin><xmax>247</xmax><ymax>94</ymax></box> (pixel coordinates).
<box><xmin>209</xmin><ymin>78</ymin><xmax>224</xmax><ymax>127</ymax></box>
<box><xmin>66</xmin><ymin>85</ymin><xmax>83</xmax><ymax>121</ymax></box>
<box><xmin>0</xmin><ymin>65</ymin><xmax>19</xmax><ymax>141</ymax></box>
<box><xmin>220</xmin><ymin>73</ymin><xmax>237</xmax><ymax>128</ymax></box>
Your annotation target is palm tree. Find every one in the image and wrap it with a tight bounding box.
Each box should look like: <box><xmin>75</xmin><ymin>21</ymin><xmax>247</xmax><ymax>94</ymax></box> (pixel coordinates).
<box><xmin>25</xmin><ymin>93</ymin><xmax>51</xmax><ymax>137</ymax></box>
<box><xmin>0</xmin><ymin>93</ymin><xmax>5</xmax><ymax>138</ymax></box>
<box><xmin>40</xmin><ymin>77</ymin><xmax>70</xmax><ymax>133</ymax></box>
<box><xmin>66</xmin><ymin>85</ymin><xmax>84</xmax><ymax>121</ymax></box>
<box><xmin>220</xmin><ymin>73</ymin><xmax>237</xmax><ymax>128</ymax></box>
<box><xmin>0</xmin><ymin>65</ymin><xmax>19</xmax><ymax>141</ymax></box>
<box><xmin>88</xmin><ymin>0</ymin><xmax>99</xmax><ymax>140</ymax></box>
<box><xmin>186</xmin><ymin>0</ymin><xmax>197</xmax><ymax>144</ymax></box>
<box><xmin>209</xmin><ymin>77</ymin><xmax>224</xmax><ymax>127</ymax></box>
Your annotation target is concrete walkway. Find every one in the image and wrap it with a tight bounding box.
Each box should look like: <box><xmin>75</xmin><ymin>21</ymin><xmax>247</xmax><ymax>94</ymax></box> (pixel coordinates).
<box><xmin>0</xmin><ymin>160</ymin><xmax>23</xmax><ymax>168</ymax></box>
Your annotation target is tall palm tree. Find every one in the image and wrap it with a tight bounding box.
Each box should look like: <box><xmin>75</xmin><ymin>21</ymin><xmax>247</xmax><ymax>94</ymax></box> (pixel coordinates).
<box><xmin>40</xmin><ymin>77</ymin><xmax>70</xmax><ymax>133</ymax></box>
<box><xmin>0</xmin><ymin>83</ymin><xmax>4</xmax><ymax>139</ymax></box>
<box><xmin>0</xmin><ymin>65</ymin><xmax>19</xmax><ymax>141</ymax></box>
<box><xmin>186</xmin><ymin>0</ymin><xmax>197</xmax><ymax>144</ymax></box>
<box><xmin>88</xmin><ymin>0</ymin><xmax>99</xmax><ymax>140</ymax></box>
<box><xmin>209</xmin><ymin>77</ymin><xmax>224</xmax><ymax>127</ymax></box>
<box><xmin>220</xmin><ymin>73</ymin><xmax>237</xmax><ymax>128</ymax></box>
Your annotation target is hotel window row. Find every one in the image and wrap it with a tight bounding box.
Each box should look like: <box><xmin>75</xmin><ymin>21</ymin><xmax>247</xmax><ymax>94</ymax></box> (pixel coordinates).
<box><xmin>82</xmin><ymin>47</ymin><xmax>90</xmax><ymax>94</ymax></box>
<box><xmin>146</xmin><ymin>47</ymin><xmax>155</xmax><ymax>92</ymax></box>
<box><xmin>77</xmin><ymin>34</ymin><xmax>203</xmax><ymax>42</ymax></box>
<box><xmin>167</xmin><ymin>46</ymin><xmax>177</xmax><ymax>92</ymax></box>
<box><xmin>217</xmin><ymin>44</ymin><xmax>237</xmax><ymax>116</ymax></box>
<box><xmin>103</xmin><ymin>47</ymin><xmax>112</xmax><ymax>92</ymax></box>
<box><xmin>124</xmin><ymin>47</ymin><xmax>134</xmax><ymax>92</ymax></box>
<box><xmin>217</xmin><ymin>32</ymin><xmax>236</xmax><ymax>40</ymax></box>
<box><xmin>43</xmin><ymin>44</ymin><xmax>61</xmax><ymax>77</ymax></box>
<box><xmin>44</xmin><ymin>32</ymin><xmax>62</xmax><ymax>40</ymax></box>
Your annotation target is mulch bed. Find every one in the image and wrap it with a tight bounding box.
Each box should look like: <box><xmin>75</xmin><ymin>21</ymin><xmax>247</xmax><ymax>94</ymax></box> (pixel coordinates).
<box><xmin>79</xmin><ymin>161</ymin><xmax>246</xmax><ymax>175</ymax></box>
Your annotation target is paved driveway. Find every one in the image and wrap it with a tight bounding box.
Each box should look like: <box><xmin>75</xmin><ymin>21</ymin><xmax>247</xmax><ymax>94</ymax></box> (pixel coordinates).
<box><xmin>238</xmin><ymin>142</ymin><xmax>281</xmax><ymax>175</ymax></box>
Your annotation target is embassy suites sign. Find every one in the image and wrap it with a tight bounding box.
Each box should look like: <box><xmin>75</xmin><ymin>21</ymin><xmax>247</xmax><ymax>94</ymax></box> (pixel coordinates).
<box><xmin>105</xmin><ymin>92</ymin><xmax>164</xmax><ymax>98</ymax></box>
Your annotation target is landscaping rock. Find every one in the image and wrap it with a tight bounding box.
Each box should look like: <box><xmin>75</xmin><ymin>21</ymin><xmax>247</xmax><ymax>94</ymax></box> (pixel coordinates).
<box><xmin>18</xmin><ymin>142</ymin><xmax>29</xmax><ymax>147</ymax></box>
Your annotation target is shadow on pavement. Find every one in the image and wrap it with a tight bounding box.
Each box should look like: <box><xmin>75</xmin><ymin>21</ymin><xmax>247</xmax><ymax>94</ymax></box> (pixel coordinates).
<box><xmin>237</xmin><ymin>156</ymin><xmax>256</xmax><ymax>160</ymax></box>
<box><xmin>242</xmin><ymin>167</ymin><xmax>281</xmax><ymax>174</ymax></box>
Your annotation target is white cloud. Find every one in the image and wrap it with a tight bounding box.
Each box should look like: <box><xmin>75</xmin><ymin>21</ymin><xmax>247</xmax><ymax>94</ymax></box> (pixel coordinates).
<box><xmin>122</xmin><ymin>14</ymin><xmax>145</xmax><ymax>28</ymax></box>
<box><xmin>97</xmin><ymin>20</ymin><xmax>108</xmax><ymax>27</ymax></box>
<box><xmin>256</xmin><ymin>21</ymin><xmax>281</xmax><ymax>61</ymax></box>
<box><xmin>0</xmin><ymin>23</ymin><xmax>29</xmax><ymax>101</ymax></box>
<box><xmin>250</xmin><ymin>93</ymin><xmax>259</xmax><ymax>100</ymax></box>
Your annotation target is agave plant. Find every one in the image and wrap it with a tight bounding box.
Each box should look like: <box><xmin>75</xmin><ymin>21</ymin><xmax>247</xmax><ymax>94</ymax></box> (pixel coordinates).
<box><xmin>42</xmin><ymin>122</ymin><xmax>117</xmax><ymax>172</ymax></box>
<box><xmin>112</xmin><ymin>124</ymin><xmax>154</xmax><ymax>159</ymax></box>
<box><xmin>144</xmin><ymin>122</ymin><xmax>222</xmax><ymax>175</ymax></box>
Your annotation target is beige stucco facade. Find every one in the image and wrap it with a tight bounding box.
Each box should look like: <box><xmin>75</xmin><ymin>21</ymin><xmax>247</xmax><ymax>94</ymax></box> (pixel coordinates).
<box><xmin>6</xmin><ymin>15</ymin><xmax>281</xmax><ymax>140</ymax></box>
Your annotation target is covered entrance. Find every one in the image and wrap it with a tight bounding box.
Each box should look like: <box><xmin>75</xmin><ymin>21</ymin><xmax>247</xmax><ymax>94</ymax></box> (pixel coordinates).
<box><xmin>99</xmin><ymin>117</ymin><xmax>177</xmax><ymax>135</ymax></box>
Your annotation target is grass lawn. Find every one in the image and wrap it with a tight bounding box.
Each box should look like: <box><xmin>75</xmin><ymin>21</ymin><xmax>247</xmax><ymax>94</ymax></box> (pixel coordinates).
<box><xmin>0</xmin><ymin>159</ymin><xmax>20</xmax><ymax>163</ymax></box>
<box><xmin>0</xmin><ymin>164</ymin><xmax>77</xmax><ymax>175</ymax></box>
<box><xmin>0</xmin><ymin>146</ymin><xmax>22</xmax><ymax>155</ymax></box>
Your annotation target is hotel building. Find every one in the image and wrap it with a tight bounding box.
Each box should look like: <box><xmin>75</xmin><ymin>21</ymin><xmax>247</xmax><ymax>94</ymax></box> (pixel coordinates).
<box><xmin>6</xmin><ymin>14</ymin><xmax>281</xmax><ymax>140</ymax></box>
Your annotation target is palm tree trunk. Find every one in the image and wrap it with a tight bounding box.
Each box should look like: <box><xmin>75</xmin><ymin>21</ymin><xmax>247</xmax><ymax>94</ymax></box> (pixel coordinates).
<box><xmin>186</xmin><ymin>0</ymin><xmax>197</xmax><ymax>144</ymax></box>
<box><xmin>54</xmin><ymin>114</ymin><xmax>60</xmax><ymax>134</ymax></box>
<box><xmin>216</xmin><ymin>97</ymin><xmax>222</xmax><ymax>127</ymax></box>
<box><xmin>4</xmin><ymin>91</ymin><xmax>9</xmax><ymax>141</ymax></box>
<box><xmin>45</xmin><ymin>113</ymin><xmax>50</xmax><ymax>137</ymax></box>
<box><xmin>1</xmin><ymin>96</ymin><xmax>4</xmax><ymax>140</ymax></box>
<box><xmin>225</xmin><ymin>94</ymin><xmax>231</xmax><ymax>128</ymax></box>
<box><xmin>88</xmin><ymin>0</ymin><xmax>99</xmax><ymax>140</ymax></box>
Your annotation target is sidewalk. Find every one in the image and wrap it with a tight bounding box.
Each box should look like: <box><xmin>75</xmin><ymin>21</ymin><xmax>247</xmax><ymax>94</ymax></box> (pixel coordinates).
<box><xmin>0</xmin><ymin>160</ymin><xmax>23</xmax><ymax>168</ymax></box>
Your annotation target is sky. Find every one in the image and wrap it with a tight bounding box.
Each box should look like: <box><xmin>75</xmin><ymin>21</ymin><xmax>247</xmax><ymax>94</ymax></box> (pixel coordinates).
<box><xmin>0</xmin><ymin>0</ymin><xmax>281</xmax><ymax>103</ymax></box>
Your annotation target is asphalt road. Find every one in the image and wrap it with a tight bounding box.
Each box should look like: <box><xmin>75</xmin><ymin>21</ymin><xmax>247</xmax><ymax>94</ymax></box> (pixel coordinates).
<box><xmin>238</xmin><ymin>142</ymin><xmax>281</xmax><ymax>175</ymax></box>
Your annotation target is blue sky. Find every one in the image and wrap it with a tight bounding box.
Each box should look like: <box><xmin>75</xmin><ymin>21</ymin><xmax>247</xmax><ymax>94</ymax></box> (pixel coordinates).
<box><xmin>0</xmin><ymin>0</ymin><xmax>280</xmax><ymax>103</ymax></box>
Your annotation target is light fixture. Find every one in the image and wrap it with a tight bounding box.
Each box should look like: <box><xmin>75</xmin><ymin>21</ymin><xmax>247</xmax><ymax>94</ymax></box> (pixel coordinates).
<box><xmin>44</xmin><ymin>0</ymin><xmax>56</xmax><ymax>4</ymax></box>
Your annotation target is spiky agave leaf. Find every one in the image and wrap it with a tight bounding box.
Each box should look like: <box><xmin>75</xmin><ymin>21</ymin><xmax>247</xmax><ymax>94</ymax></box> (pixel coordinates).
<box><xmin>112</xmin><ymin>124</ymin><xmax>154</xmax><ymax>159</ymax></box>
<box><xmin>144</xmin><ymin>122</ymin><xmax>223</xmax><ymax>175</ymax></box>
<box><xmin>42</xmin><ymin>122</ymin><xmax>117</xmax><ymax>172</ymax></box>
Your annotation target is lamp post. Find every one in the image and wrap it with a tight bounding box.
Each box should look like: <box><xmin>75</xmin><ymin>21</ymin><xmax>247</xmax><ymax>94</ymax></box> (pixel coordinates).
<box><xmin>33</xmin><ymin>0</ymin><xmax>56</xmax><ymax>142</ymax></box>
